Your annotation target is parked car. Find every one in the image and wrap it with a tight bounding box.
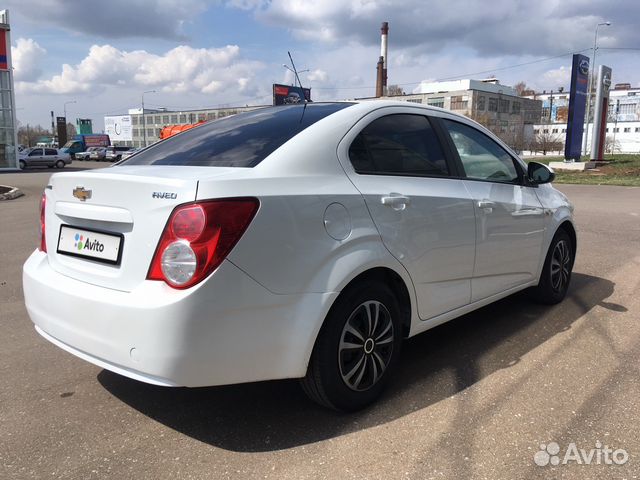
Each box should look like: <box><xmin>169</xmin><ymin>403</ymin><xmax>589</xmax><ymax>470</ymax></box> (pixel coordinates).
<box><xmin>119</xmin><ymin>147</ymin><xmax>142</xmax><ymax>161</ymax></box>
<box><xmin>18</xmin><ymin>147</ymin><xmax>71</xmax><ymax>169</ymax></box>
<box><xmin>89</xmin><ymin>147</ymin><xmax>107</xmax><ymax>161</ymax></box>
<box><xmin>75</xmin><ymin>147</ymin><xmax>102</xmax><ymax>161</ymax></box>
<box><xmin>105</xmin><ymin>146</ymin><xmax>133</xmax><ymax>162</ymax></box>
<box><xmin>23</xmin><ymin>102</ymin><xmax>576</xmax><ymax>411</ymax></box>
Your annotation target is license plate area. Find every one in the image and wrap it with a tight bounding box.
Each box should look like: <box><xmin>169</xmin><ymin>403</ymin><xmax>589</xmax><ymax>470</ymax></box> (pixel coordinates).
<box><xmin>57</xmin><ymin>225</ymin><xmax>124</xmax><ymax>265</ymax></box>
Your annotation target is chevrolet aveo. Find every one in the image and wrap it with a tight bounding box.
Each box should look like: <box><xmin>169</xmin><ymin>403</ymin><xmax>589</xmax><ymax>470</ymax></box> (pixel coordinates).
<box><xmin>23</xmin><ymin>101</ymin><xmax>576</xmax><ymax>411</ymax></box>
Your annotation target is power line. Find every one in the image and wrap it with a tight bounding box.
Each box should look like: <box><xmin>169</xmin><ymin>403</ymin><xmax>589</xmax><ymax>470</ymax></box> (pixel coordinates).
<box><xmin>313</xmin><ymin>48</ymin><xmax>593</xmax><ymax>91</ymax></box>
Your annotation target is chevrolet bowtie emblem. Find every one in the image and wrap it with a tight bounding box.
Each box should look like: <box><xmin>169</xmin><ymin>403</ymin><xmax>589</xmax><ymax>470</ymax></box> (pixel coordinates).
<box><xmin>73</xmin><ymin>186</ymin><xmax>92</xmax><ymax>202</ymax></box>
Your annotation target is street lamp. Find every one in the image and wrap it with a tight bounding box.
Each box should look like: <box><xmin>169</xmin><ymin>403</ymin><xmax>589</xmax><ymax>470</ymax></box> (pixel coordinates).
<box><xmin>63</xmin><ymin>100</ymin><xmax>76</xmax><ymax>121</ymax></box>
<box><xmin>583</xmin><ymin>21</ymin><xmax>611</xmax><ymax>155</ymax></box>
<box><xmin>142</xmin><ymin>90</ymin><xmax>156</xmax><ymax>147</ymax></box>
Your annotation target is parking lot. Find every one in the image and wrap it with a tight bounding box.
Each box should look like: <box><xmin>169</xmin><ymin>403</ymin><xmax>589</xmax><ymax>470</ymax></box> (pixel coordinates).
<box><xmin>1</xmin><ymin>165</ymin><xmax>639</xmax><ymax>479</ymax></box>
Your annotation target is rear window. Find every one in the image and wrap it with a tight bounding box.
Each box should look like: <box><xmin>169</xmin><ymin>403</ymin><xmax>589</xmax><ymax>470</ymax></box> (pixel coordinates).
<box><xmin>122</xmin><ymin>103</ymin><xmax>353</xmax><ymax>167</ymax></box>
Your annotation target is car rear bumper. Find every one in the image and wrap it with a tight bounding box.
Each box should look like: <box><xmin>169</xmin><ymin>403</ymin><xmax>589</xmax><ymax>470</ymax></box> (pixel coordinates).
<box><xmin>23</xmin><ymin>250</ymin><xmax>337</xmax><ymax>387</ymax></box>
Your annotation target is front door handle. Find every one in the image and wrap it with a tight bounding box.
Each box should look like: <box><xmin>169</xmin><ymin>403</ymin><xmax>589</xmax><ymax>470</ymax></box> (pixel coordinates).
<box><xmin>381</xmin><ymin>194</ymin><xmax>410</xmax><ymax>211</ymax></box>
<box><xmin>478</xmin><ymin>199</ymin><xmax>495</xmax><ymax>213</ymax></box>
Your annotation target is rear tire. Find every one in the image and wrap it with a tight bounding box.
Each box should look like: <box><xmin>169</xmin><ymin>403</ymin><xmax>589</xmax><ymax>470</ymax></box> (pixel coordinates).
<box><xmin>301</xmin><ymin>280</ymin><xmax>403</xmax><ymax>411</ymax></box>
<box><xmin>530</xmin><ymin>229</ymin><xmax>574</xmax><ymax>304</ymax></box>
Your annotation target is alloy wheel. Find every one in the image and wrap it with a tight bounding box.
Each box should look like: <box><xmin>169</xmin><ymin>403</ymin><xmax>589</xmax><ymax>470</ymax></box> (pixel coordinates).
<box><xmin>550</xmin><ymin>240</ymin><xmax>571</xmax><ymax>292</ymax></box>
<box><xmin>338</xmin><ymin>300</ymin><xmax>394</xmax><ymax>392</ymax></box>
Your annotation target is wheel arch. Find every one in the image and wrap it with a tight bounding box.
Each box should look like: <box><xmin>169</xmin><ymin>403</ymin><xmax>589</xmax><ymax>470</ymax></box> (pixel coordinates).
<box><xmin>325</xmin><ymin>266</ymin><xmax>413</xmax><ymax>339</ymax></box>
<box><xmin>558</xmin><ymin>220</ymin><xmax>577</xmax><ymax>256</ymax></box>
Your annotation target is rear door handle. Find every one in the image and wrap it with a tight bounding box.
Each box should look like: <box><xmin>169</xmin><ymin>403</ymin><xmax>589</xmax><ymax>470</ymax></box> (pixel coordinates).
<box><xmin>381</xmin><ymin>194</ymin><xmax>410</xmax><ymax>211</ymax></box>
<box><xmin>478</xmin><ymin>200</ymin><xmax>495</xmax><ymax>213</ymax></box>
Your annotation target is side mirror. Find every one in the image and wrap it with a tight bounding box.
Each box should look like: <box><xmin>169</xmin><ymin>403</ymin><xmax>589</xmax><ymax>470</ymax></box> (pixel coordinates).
<box><xmin>528</xmin><ymin>161</ymin><xmax>555</xmax><ymax>185</ymax></box>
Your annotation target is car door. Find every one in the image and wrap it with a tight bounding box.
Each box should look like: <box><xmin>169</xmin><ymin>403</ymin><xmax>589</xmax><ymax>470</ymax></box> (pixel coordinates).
<box><xmin>28</xmin><ymin>148</ymin><xmax>44</xmax><ymax>166</ymax></box>
<box><xmin>45</xmin><ymin>148</ymin><xmax>59</xmax><ymax>166</ymax></box>
<box><xmin>338</xmin><ymin>109</ymin><xmax>476</xmax><ymax>320</ymax></box>
<box><xmin>439</xmin><ymin>118</ymin><xmax>545</xmax><ymax>301</ymax></box>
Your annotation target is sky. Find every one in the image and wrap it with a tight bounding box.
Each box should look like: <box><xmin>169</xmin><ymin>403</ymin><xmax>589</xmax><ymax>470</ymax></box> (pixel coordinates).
<box><xmin>8</xmin><ymin>0</ymin><xmax>640</xmax><ymax>131</ymax></box>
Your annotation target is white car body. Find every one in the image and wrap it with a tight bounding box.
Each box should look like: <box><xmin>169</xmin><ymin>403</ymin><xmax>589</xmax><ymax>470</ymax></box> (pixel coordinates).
<box><xmin>23</xmin><ymin>101</ymin><xmax>575</xmax><ymax>398</ymax></box>
<box><xmin>19</xmin><ymin>147</ymin><xmax>71</xmax><ymax>169</ymax></box>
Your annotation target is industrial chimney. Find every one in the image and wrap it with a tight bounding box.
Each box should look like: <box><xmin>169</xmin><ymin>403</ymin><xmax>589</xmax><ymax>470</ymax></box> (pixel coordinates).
<box><xmin>376</xmin><ymin>22</ymin><xmax>389</xmax><ymax>97</ymax></box>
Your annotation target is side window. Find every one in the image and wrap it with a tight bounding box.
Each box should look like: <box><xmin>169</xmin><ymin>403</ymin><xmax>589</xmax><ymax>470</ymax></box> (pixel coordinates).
<box><xmin>442</xmin><ymin>119</ymin><xmax>519</xmax><ymax>183</ymax></box>
<box><xmin>348</xmin><ymin>114</ymin><xmax>450</xmax><ymax>177</ymax></box>
<box><xmin>45</xmin><ymin>149</ymin><xmax>57</xmax><ymax>156</ymax></box>
<box><xmin>29</xmin><ymin>149</ymin><xmax>42</xmax><ymax>157</ymax></box>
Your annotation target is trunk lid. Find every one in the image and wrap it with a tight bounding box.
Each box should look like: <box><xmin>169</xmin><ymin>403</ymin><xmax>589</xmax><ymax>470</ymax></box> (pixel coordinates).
<box><xmin>44</xmin><ymin>166</ymin><xmax>237</xmax><ymax>292</ymax></box>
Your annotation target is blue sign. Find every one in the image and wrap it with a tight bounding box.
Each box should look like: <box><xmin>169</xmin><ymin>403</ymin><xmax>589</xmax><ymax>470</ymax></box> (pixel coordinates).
<box><xmin>564</xmin><ymin>54</ymin><xmax>589</xmax><ymax>160</ymax></box>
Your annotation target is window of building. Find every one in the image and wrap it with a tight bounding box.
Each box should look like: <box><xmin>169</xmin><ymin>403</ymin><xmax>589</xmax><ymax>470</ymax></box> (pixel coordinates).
<box><xmin>636</xmin><ymin>127</ymin><xmax>640</xmax><ymax>133</ymax></box>
<box><xmin>427</xmin><ymin>97</ymin><xmax>444</xmax><ymax>108</ymax></box>
<box><xmin>132</xmin><ymin>128</ymin><xmax>139</xmax><ymax>137</ymax></box>
<box><xmin>207</xmin><ymin>113</ymin><xmax>216</xmax><ymax>120</ymax></box>
<box><xmin>614</xmin><ymin>128</ymin><xmax>620</xmax><ymax>133</ymax></box>
<box><xmin>179</xmin><ymin>114</ymin><xmax>187</xmax><ymax>123</ymax></box>
<box><xmin>154</xmin><ymin>115</ymin><xmax>161</xmax><ymax>124</ymax></box>
<box><xmin>147</xmin><ymin>128</ymin><xmax>154</xmax><ymax>137</ymax></box>
<box><xmin>606</xmin><ymin>128</ymin><xmax>609</xmax><ymax>133</ymax></box>
<box><xmin>499</xmin><ymin>98</ymin><xmax>510</xmax><ymax>113</ymax></box>
<box><xmin>348</xmin><ymin>114</ymin><xmax>450</xmax><ymax>177</ymax></box>
<box><xmin>534</xmin><ymin>129</ymin><xmax>540</xmax><ymax>134</ymax></box>
<box><xmin>477</xmin><ymin>96</ymin><xmax>486</xmax><ymax>111</ymax></box>
<box><xmin>624</xmin><ymin>127</ymin><xmax>631</xmax><ymax>133</ymax></box>
<box><xmin>552</xmin><ymin>129</ymin><xmax>558</xmax><ymax>133</ymax></box>
<box><xmin>450</xmin><ymin>95</ymin><xmax>469</xmax><ymax>110</ymax></box>
<box><xmin>162</xmin><ymin>115</ymin><xmax>169</xmax><ymax>124</ymax></box>
<box><xmin>543</xmin><ymin>129</ymin><xmax>549</xmax><ymax>134</ymax></box>
<box><xmin>511</xmin><ymin>101</ymin><xmax>521</xmax><ymax>114</ymax></box>
<box><xmin>562</xmin><ymin>129</ymin><xmax>566</xmax><ymax>133</ymax></box>
<box><xmin>488</xmin><ymin>97</ymin><xmax>498</xmax><ymax>112</ymax></box>
<box><xmin>170</xmin><ymin>115</ymin><xmax>178</xmax><ymax>123</ymax></box>
<box><xmin>131</xmin><ymin>116</ymin><xmax>138</xmax><ymax>125</ymax></box>
<box><xmin>618</xmin><ymin>103</ymin><xmax>636</xmax><ymax>115</ymax></box>
<box><xmin>406</xmin><ymin>98</ymin><xmax>423</xmax><ymax>104</ymax></box>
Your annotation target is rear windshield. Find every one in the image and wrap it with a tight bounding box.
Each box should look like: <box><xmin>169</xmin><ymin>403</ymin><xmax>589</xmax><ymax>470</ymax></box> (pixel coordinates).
<box><xmin>122</xmin><ymin>103</ymin><xmax>353</xmax><ymax>167</ymax></box>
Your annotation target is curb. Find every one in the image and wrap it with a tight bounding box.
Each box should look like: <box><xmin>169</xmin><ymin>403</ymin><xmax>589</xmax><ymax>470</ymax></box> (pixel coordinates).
<box><xmin>0</xmin><ymin>185</ymin><xmax>24</xmax><ymax>201</ymax></box>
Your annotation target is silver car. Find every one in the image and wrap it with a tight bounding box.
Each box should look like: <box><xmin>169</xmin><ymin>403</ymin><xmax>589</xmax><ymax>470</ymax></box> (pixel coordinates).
<box><xmin>18</xmin><ymin>148</ymin><xmax>72</xmax><ymax>169</ymax></box>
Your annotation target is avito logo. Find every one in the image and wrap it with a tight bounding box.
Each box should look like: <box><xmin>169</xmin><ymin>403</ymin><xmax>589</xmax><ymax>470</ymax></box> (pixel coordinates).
<box><xmin>74</xmin><ymin>233</ymin><xmax>105</xmax><ymax>253</ymax></box>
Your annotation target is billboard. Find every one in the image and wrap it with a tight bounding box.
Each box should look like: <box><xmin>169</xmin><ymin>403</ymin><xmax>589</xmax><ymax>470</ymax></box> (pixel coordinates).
<box><xmin>590</xmin><ymin>65</ymin><xmax>612</xmax><ymax>161</ymax></box>
<box><xmin>0</xmin><ymin>27</ymin><xmax>7</xmax><ymax>70</ymax></box>
<box><xmin>273</xmin><ymin>84</ymin><xmax>311</xmax><ymax>106</ymax></box>
<box><xmin>104</xmin><ymin>115</ymin><xmax>133</xmax><ymax>141</ymax></box>
<box><xmin>56</xmin><ymin>116</ymin><xmax>67</xmax><ymax>146</ymax></box>
<box><xmin>564</xmin><ymin>54</ymin><xmax>590</xmax><ymax>160</ymax></box>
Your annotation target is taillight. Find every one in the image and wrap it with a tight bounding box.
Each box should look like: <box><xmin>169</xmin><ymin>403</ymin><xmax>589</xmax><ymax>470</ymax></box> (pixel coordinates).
<box><xmin>148</xmin><ymin>198</ymin><xmax>259</xmax><ymax>289</ymax></box>
<box><xmin>39</xmin><ymin>192</ymin><xmax>47</xmax><ymax>252</ymax></box>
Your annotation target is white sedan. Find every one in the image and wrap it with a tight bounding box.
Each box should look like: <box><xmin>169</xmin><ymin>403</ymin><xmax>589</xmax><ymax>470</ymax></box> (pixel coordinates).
<box><xmin>23</xmin><ymin>101</ymin><xmax>576</xmax><ymax>411</ymax></box>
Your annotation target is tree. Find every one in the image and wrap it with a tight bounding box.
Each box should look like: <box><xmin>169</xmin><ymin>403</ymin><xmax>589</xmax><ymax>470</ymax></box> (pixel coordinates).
<box><xmin>66</xmin><ymin>122</ymin><xmax>77</xmax><ymax>138</ymax></box>
<box><xmin>531</xmin><ymin>129</ymin><xmax>564</xmax><ymax>155</ymax></box>
<box><xmin>17</xmin><ymin>124</ymin><xmax>51</xmax><ymax>148</ymax></box>
<box><xmin>605</xmin><ymin>135</ymin><xmax>622</xmax><ymax>155</ymax></box>
<box><xmin>387</xmin><ymin>84</ymin><xmax>404</xmax><ymax>96</ymax></box>
<box><xmin>514</xmin><ymin>81</ymin><xmax>530</xmax><ymax>97</ymax></box>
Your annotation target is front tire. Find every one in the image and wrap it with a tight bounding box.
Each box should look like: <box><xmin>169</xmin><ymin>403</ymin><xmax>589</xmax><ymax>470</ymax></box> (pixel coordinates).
<box><xmin>56</xmin><ymin>160</ymin><xmax>65</xmax><ymax>169</ymax></box>
<box><xmin>19</xmin><ymin>160</ymin><xmax>26</xmax><ymax>170</ymax></box>
<box><xmin>530</xmin><ymin>229</ymin><xmax>574</xmax><ymax>304</ymax></box>
<box><xmin>301</xmin><ymin>280</ymin><xmax>403</xmax><ymax>411</ymax></box>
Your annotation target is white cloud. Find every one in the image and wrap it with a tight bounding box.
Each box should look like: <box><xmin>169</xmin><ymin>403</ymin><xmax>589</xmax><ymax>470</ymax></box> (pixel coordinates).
<box><xmin>16</xmin><ymin>44</ymin><xmax>264</xmax><ymax>95</ymax></box>
<box><xmin>307</xmin><ymin>69</ymin><xmax>329</xmax><ymax>83</ymax></box>
<box><xmin>539</xmin><ymin>66</ymin><xmax>572</xmax><ymax>91</ymax></box>
<box><xmin>12</xmin><ymin>38</ymin><xmax>47</xmax><ymax>82</ymax></box>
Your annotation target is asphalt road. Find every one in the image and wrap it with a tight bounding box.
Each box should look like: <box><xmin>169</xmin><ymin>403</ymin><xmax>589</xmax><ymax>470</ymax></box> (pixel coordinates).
<box><xmin>1</xmin><ymin>164</ymin><xmax>639</xmax><ymax>480</ymax></box>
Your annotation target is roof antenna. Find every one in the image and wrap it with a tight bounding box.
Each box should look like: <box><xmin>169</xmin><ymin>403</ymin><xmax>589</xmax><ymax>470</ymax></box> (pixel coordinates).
<box><xmin>286</xmin><ymin>51</ymin><xmax>306</xmax><ymax>91</ymax></box>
